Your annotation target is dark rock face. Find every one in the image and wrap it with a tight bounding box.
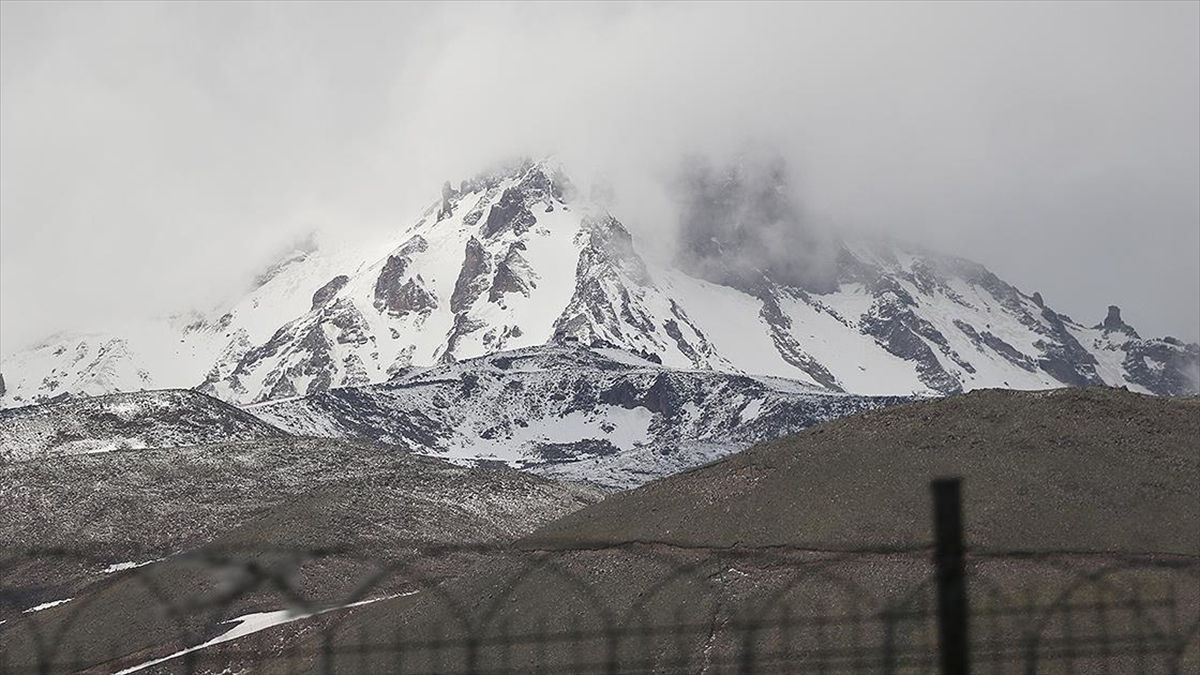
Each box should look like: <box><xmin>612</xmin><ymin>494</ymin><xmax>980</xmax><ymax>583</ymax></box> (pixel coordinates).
<box><xmin>0</xmin><ymin>373</ymin><xmax>5</xmax><ymax>397</ymax></box>
<box><xmin>551</xmin><ymin>214</ymin><xmax>720</xmax><ymax>371</ymax></box>
<box><xmin>340</xmin><ymin>353</ymin><xmax>371</xmax><ymax>387</ymax></box>
<box><xmin>441</xmin><ymin>313</ymin><xmax>486</xmax><ymax>364</ymax></box>
<box><xmin>757</xmin><ymin>288</ymin><xmax>843</xmax><ymax>391</ymax></box>
<box><xmin>450</xmin><ymin>237</ymin><xmax>492</xmax><ymax>314</ymax></box>
<box><xmin>391</xmin><ymin>279</ymin><xmax>439</xmax><ymax>317</ymax></box>
<box><xmin>860</xmin><ymin>283</ymin><xmax>962</xmax><ymax>394</ymax></box>
<box><xmin>662</xmin><ymin>319</ymin><xmax>698</xmax><ymax>366</ymax></box>
<box><xmin>482</xmin><ymin>187</ymin><xmax>537</xmax><ymax>238</ymax></box>
<box><xmin>461</xmin><ymin>186</ymin><xmax>499</xmax><ymax>228</ymax></box>
<box><xmin>516</xmin><ymin>167</ymin><xmax>553</xmax><ymax>202</ymax></box>
<box><xmin>489</xmin><ymin>242</ymin><xmax>535</xmax><ymax>303</ymax></box>
<box><xmin>954</xmin><ymin>319</ymin><xmax>1038</xmax><ymax>372</ymax></box>
<box><xmin>1122</xmin><ymin>340</ymin><xmax>1200</xmax><ymax>396</ymax></box>
<box><xmin>226</xmin><ymin>292</ymin><xmax>377</xmax><ymax>402</ymax></box>
<box><xmin>261</xmin><ymin>322</ymin><xmax>335</xmax><ymax>400</ymax></box>
<box><xmin>327</xmin><ymin>298</ymin><xmax>372</xmax><ymax>345</ymax></box>
<box><xmin>596</xmin><ymin>372</ymin><xmax>683</xmax><ymax>417</ymax></box>
<box><xmin>373</xmin><ymin>236</ymin><xmax>431</xmax><ymax>314</ymax></box>
<box><xmin>1099</xmin><ymin>305</ymin><xmax>1140</xmax><ymax>338</ymax></box>
<box><xmin>579</xmin><ymin>214</ymin><xmax>650</xmax><ymax>284</ymax></box>
<box><xmin>477</xmin><ymin>166</ymin><xmax>564</xmax><ymax>239</ymax></box>
<box><xmin>437</xmin><ymin>181</ymin><xmax>456</xmax><ymax>221</ymax></box>
<box><xmin>535</xmin><ymin>438</ymin><xmax>619</xmax><ymax>462</ymax></box>
<box><xmin>1034</xmin><ymin>307</ymin><xmax>1105</xmax><ymax>387</ymax></box>
<box><xmin>553</xmin><ymin>217</ymin><xmax>649</xmax><ymax>338</ymax></box>
<box><xmin>311</xmin><ymin>275</ymin><xmax>349</xmax><ymax>310</ymax></box>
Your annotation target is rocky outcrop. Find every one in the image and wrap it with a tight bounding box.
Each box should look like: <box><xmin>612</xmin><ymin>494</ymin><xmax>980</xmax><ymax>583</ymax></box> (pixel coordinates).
<box><xmin>757</xmin><ymin>288</ymin><xmax>843</xmax><ymax>391</ymax></box>
<box><xmin>394</xmin><ymin>279</ymin><xmax>439</xmax><ymax>317</ymax></box>
<box><xmin>441</xmin><ymin>313</ymin><xmax>487</xmax><ymax>364</ymax></box>
<box><xmin>550</xmin><ymin>215</ymin><xmax>719</xmax><ymax>371</ymax></box>
<box><xmin>437</xmin><ymin>181</ymin><xmax>456</xmax><ymax>221</ymax></box>
<box><xmin>226</xmin><ymin>295</ymin><xmax>375</xmax><ymax>402</ymax></box>
<box><xmin>1098</xmin><ymin>305</ymin><xmax>1140</xmax><ymax>338</ymax></box>
<box><xmin>482</xmin><ymin>187</ymin><xmax>537</xmax><ymax>238</ymax></box>
<box><xmin>373</xmin><ymin>236</ymin><xmax>431</xmax><ymax>314</ymax></box>
<box><xmin>1122</xmin><ymin>338</ymin><xmax>1199</xmax><ymax>396</ymax></box>
<box><xmin>860</xmin><ymin>282</ymin><xmax>963</xmax><ymax>393</ymax></box>
<box><xmin>311</xmin><ymin>275</ymin><xmax>349</xmax><ymax>310</ymax></box>
<box><xmin>552</xmin><ymin>217</ymin><xmax>650</xmax><ymax>340</ymax></box>
<box><xmin>327</xmin><ymin>298</ymin><xmax>371</xmax><ymax>345</ymax></box>
<box><xmin>489</xmin><ymin>242</ymin><xmax>535</xmax><ymax>303</ymax></box>
<box><xmin>462</xmin><ymin>186</ymin><xmax>500</xmax><ymax>227</ymax></box>
<box><xmin>262</xmin><ymin>322</ymin><xmax>335</xmax><ymax>400</ymax></box>
<box><xmin>1034</xmin><ymin>307</ymin><xmax>1105</xmax><ymax>387</ymax></box>
<box><xmin>197</xmin><ymin>328</ymin><xmax>253</xmax><ymax>397</ymax></box>
<box><xmin>478</xmin><ymin>166</ymin><xmax>568</xmax><ymax>239</ymax></box>
<box><xmin>450</xmin><ymin>237</ymin><xmax>492</xmax><ymax>314</ymax></box>
<box><xmin>953</xmin><ymin>319</ymin><xmax>1038</xmax><ymax>372</ymax></box>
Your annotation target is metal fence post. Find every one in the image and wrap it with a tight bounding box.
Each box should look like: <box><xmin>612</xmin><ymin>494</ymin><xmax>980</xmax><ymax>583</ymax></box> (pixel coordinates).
<box><xmin>932</xmin><ymin>478</ymin><xmax>970</xmax><ymax>675</ymax></box>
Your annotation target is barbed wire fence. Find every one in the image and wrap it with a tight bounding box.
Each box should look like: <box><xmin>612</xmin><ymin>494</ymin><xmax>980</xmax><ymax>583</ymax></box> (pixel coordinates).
<box><xmin>2</xmin><ymin>479</ymin><xmax>1198</xmax><ymax>675</ymax></box>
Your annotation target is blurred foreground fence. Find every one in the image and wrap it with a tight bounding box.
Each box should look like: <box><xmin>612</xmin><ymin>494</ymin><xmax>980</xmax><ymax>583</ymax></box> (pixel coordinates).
<box><xmin>2</xmin><ymin>480</ymin><xmax>1198</xmax><ymax>674</ymax></box>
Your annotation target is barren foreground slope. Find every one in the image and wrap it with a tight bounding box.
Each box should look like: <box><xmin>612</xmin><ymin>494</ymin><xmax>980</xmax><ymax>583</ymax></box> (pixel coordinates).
<box><xmin>529</xmin><ymin>387</ymin><xmax>1200</xmax><ymax>554</ymax></box>
<box><xmin>289</xmin><ymin>387</ymin><xmax>1200</xmax><ymax>674</ymax></box>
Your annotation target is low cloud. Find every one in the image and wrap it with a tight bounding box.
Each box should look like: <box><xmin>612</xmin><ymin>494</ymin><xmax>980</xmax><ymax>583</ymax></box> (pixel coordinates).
<box><xmin>668</xmin><ymin>148</ymin><xmax>839</xmax><ymax>294</ymax></box>
<box><xmin>2</xmin><ymin>2</ymin><xmax>1197</xmax><ymax>353</ymax></box>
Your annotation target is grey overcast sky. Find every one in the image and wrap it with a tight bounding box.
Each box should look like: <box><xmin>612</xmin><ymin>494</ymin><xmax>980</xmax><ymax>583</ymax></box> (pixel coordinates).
<box><xmin>2</xmin><ymin>1</ymin><xmax>1198</xmax><ymax>354</ymax></box>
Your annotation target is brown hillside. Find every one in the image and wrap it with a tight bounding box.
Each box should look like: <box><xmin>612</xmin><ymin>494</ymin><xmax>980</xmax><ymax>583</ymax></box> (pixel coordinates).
<box><xmin>527</xmin><ymin>388</ymin><xmax>1200</xmax><ymax>555</ymax></box>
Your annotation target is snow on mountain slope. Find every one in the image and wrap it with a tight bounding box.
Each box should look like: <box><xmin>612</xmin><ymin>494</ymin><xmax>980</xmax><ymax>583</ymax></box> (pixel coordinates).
<box><xmin>0</xmin><ymin>389</ymin><xmax>288</xmax><ymax>463</ymax></box>
<box><xmin>192</xmin><ymin>161</ymin><xmax>733</xmax><ymax>405</ymax></box>
<box><xmin>2</xmin><ymin>157</ymin><xmax>1196</xmax><ymax>408</ymax></box>
<box><xmin>0</xmin><ymin>321</ymin><xmax>213</xmax><ymax>409</ymax></box>
<box><xmin>248</xmin><ymin>343</ymin><xmax>910</xmax><ymax>488</ymax></box>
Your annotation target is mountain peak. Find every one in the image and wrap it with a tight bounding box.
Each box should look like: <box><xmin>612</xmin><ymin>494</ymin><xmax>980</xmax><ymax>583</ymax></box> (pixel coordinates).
<box><xmin>1098</xmin><ymin>304</ymin><xmax>1139</xmax><ymax>338</ymax></box>
<box><xmin>2</xmin><ymin>157</ymin><xmax>1197</xmax><ymax>407</ymax></box>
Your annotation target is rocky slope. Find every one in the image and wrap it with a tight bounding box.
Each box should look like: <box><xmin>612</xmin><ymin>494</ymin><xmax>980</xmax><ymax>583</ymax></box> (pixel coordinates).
<box><xmin>2</xmin><ymin>158</ymin><xmax>1196</xmax><ymax>408</ymax></box>
<box><xmin>248</xmin><ymin>343</ymin><xmax>910</xmax><ymax>488</ymax></box>
<box><xmin>0</xmin><ymin>435</ymin><xmax>604</xmax><ymax>674</ymax></box>
<box><xmin>528</xmin><ymin>386</ymin><xmax>1200</xmax><ymax>554</ymax></box>
<box><xmin>0</xmin><ymin>388</ymin><xmax>287</xmax><ymax>463</ymax></box>
<box><xmin>267</xmin><ymin>387</ymin><xmax>1200</xmax><ymax>674</ymax></box>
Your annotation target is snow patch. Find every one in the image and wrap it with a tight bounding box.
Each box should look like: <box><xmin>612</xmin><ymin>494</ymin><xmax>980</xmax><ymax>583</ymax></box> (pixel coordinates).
<box><xmin>113</xmin><ymin>592</ymin><xmax>416</xmax><ymax>675</ymax></box>
<box><xmin>23</xmin><ymin>598</ymin><xmax>73</xmax><ymax>614</ymax></box>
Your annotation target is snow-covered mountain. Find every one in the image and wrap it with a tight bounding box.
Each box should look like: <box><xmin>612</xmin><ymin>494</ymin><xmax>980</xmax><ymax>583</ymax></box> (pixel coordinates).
<box><xmin>248</xmin><ymin>343</ymin><xmax>909</xmax><ymax>488</ymax></box>
<box><xmin>2</xmin><ymin>157</ymin><xmax>1196</xmax><ymax>409</ymax></box>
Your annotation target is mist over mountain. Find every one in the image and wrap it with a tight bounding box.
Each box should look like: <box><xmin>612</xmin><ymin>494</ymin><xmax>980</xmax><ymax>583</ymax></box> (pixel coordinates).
<box><xmin>2</xmin><ymin>2</ymin><xmax>1198</xmax><ymax>353</ymax></box>
<box><xmin>2</xmin><ymin>157</ymin><xmax>1195</xmax><ymax>412</ymax></box>
<box><xmin>672</xmin><ymin>151</ymin><xmax>840</xmax><ymax>294</ymax></box>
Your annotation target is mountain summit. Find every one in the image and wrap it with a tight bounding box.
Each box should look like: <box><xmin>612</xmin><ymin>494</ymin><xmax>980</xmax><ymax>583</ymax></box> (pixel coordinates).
<box><xmin>2</xmin><ymin>158</ymin><xmax>1196</xmax><ymax>407</ymax></box>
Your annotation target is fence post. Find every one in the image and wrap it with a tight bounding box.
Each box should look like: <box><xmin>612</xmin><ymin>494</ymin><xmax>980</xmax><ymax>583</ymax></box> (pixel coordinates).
<box><xmin>931</xmin><ymin>478</ymin><xmax>970</xmax><ymax>675</ymax></box>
